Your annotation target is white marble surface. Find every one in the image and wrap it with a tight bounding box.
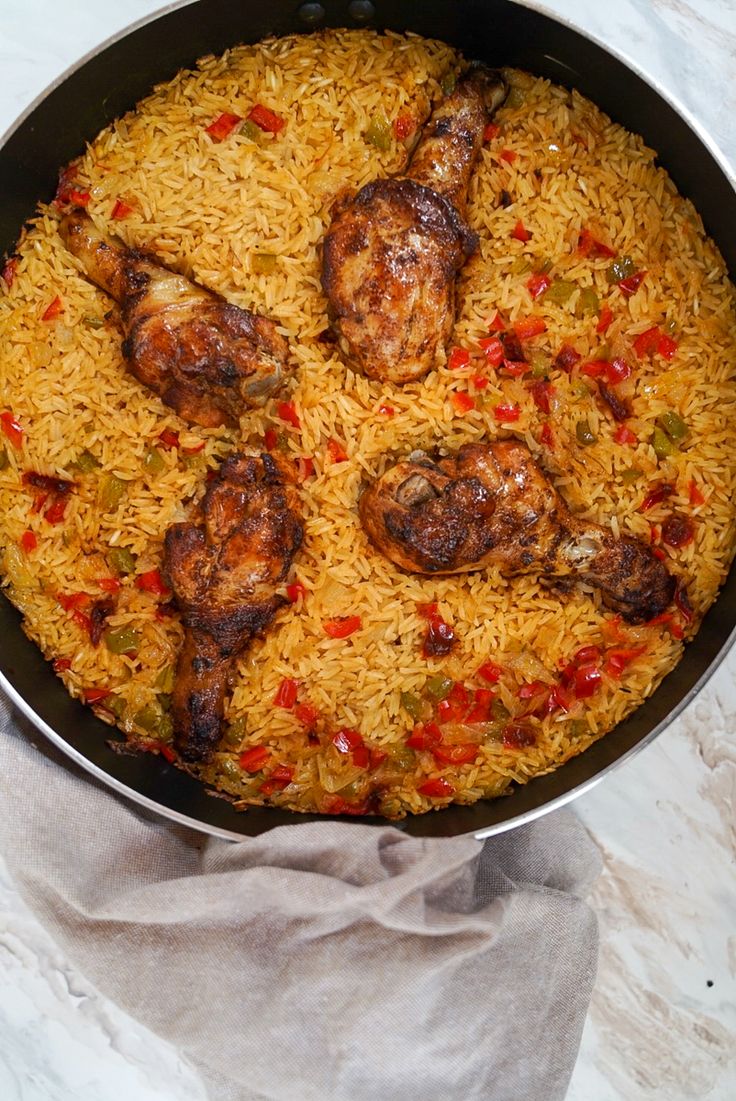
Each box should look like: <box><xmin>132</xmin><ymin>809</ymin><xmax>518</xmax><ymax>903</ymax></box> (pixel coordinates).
<box><xmin>1</xmin><ymin>1</ymin><xmax>735</xmax><ymax>1098</ymax></box>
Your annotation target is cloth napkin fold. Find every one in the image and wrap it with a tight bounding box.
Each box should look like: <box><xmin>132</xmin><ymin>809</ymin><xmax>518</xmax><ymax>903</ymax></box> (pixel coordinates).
<box><xmin>0</xmin><ymin>696</ymin><xmax>600</xmax><ymax>1101</ymax></box>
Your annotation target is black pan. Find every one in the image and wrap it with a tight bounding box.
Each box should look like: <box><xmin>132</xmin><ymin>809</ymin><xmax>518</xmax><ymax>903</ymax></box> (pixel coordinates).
<box><xmin>1</xmin><ymin>0</ymin><xmax>734</xmax><ymax>839</ymax></box>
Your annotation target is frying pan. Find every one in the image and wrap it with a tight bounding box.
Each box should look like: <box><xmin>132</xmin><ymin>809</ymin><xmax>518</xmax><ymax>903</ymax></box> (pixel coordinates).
<box><xmin>1</xmin><ymin>0</ymin><xmax>734</xmax><ymax>840</ymax></box>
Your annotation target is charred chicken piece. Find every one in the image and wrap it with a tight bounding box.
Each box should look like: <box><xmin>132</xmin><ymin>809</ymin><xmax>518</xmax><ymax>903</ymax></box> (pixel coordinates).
<box><xmin>322</xmin><ymin>65</ymin><xmax>507</xmax><ymax>384</ymax></box>
<box><xmin>359</xmin><ymin>441</ymin><xmax>676</xmax><ymax>623</ymax></box>
<box><xmin>163</xmin><ymin>452</ymin><xmax>303</xmax><ymax>762</ymax></box>
<box><xmin>59</xmin><ymin>208</ymin><xmax>289</xmax><ymax>428</ymax></box>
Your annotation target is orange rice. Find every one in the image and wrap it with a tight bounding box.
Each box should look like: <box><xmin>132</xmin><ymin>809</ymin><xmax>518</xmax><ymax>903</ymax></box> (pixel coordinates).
<box><xmin>1</xmin><ymin>29</ymin><xmax>735</xmax><ymax>818</ymax></box>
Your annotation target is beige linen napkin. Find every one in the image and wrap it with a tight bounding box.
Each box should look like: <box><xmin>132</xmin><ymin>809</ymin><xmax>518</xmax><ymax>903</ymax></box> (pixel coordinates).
<box><xmin>0</xmin><ymin>696</ymin><xmax>600</xmax><ymax>1101</ymax></box>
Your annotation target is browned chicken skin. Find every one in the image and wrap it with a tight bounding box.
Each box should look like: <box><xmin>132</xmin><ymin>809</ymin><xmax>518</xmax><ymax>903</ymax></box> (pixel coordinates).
<box><xmin>163</xmin><ymin>452</ymin><xmax>303</xmax><ymax>762</ymax></box>
<box><xmin>59</xmin><ymin>208</ymin><xmax>289</xmax><ymax>428</ymax></box>
<box><xmin>321</xmin><ymin>65</ymin><xmax>507</xmax><ymax>384</ymax></box>
<box><xmin>359</xmin><ymin>441</ymin><xmax>676</xmax><ymax>623</ymax></box>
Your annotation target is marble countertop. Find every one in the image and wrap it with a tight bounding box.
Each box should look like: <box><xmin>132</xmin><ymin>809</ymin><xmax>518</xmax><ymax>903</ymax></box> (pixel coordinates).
<box><xmin>1</xmin><ymin>1</ymin><xmax>735</xmax><ymax>1098</ymax></box>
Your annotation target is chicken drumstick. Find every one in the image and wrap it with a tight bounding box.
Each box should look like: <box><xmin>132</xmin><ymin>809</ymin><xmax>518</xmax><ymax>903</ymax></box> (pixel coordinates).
<box><xmin>59</xmin><ymin>208</ymin><xmax>289</xmax><ymax>428</ymax></box>
<box><xmin>163</xmin><ymin>452</ymin><xmax>303</xmax><ymax>762</ymax></box>
<box><xmin>359</xmin><ymin>441</ymin><xmax>676</xmax><ymax>623</ymax></box>
<box><xmin>322</xmin><ymin>65</ymin><xmax>507</xmax><ymax>384</ymax></box>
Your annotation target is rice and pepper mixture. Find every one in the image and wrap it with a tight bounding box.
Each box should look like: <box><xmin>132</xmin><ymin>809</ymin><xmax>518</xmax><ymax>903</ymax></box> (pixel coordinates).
<box><xmin>1</xmin><ymin>30</ymin><xmax>735</xmax><ymax>818</ymax></box>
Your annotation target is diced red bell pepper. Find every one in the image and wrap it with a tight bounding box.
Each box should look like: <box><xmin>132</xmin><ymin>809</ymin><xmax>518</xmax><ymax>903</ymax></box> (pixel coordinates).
<box><xmin>407</xmin><ymin>722</ymin><xmax>443</xmax><ymax>750</ymax></box>
<box><xmin>580</xmin><ymin>359</ymin><xmax>607</xmax><ymax>378</ymax></box>
<box><xmin>277</xmin><ymin>401</ymin><xmax>301</xmax><ymax>429</ymax></box>
<box><xmin>657</xmin><ymin>333</ymin><xmax>678</xmax><ymax>360</ymax></box>
<box><xmin>573</xmin><ymin>662</ymin><xmax>602</xmax><ymax>699</ymax></box>
<box><xmin>546</xmin><ymin>685</ymin><xmax>570</xmax><ymax>714</ymax></box>
<box><xmin>134</xmin><ymin>568</ymin><xmax>170</xmax><ymax>596</ymax></box>
<box><xmin>478</xmin><ymin>660</ymin><xmax>503</xmax><ymax>684</ymax></box>
<box><xmin>418</xmin><ymin>776</ymin><xmax>455</xmax><ymax>797</ymax></box>
<box><xmin>435</xmin><ymin>699</ymin><xmax>455</xmax><ymax>724</ymax></box>
<box><xmin>286</xmin><ymin>580</ymin><xmax>306</xmax><ymax>603</ymax></box>
<box><xmin>84</xmin><ymin>687</ymin><xmax>112</xmax><ymax>704</ymax></box>
<box><xmin>575</xmin><ymin>644</ymin><xmax>602</xmax><ymax>663</ymax></box>
<box><xmin>596</xmin><ymin>306</ymin><xmax>613</xmax><ymax>334</ymax></box>
<box><xmin>294</xmin><ymin>701</ymin><xmax>319</xmax><ymax>725</ymax></box>
<box><xmin>606</xmin><ymin>357</ymin><xmax>632</xmax><ymax>384</ymax></box>
<box><xmin>511</xmin><ymin>218</ymin><xmax>530</xmax><ymax>241</ymax></box>
<box><xmin>160</xmin><ymin>745</ymin><xmax>177</xmax><ymax>763</ymax></box>
<box><xmin>273</xmin><ymin>677</ymin><xmax>299</xmax><ymax>708</ymax></box>
<box><xmin>370</xmin><ymin>748</ymin><xmax>388</xmax><ymax>770</ymax></box>
<box><xmin>158</xmin><ymin>428</ymin><xmax>180</xmax><ymax>448</ymax></box>
<box><xmin>53</xmin><ymin>161</ymin><xmax>81</xmax><ymax>206</ymax></box>
<box><xmin>41</xmin><ymin>295</ymin><xmax>63</xmax><ymax>321</ymax></box>
<box><xmin>348</xmin><ymin>745</ymin><xmax>368</xmax><ymax>769</ymax></box>
<box><xmin>577</xmin><ymin>229</ymin><xmax>616</xmax><ymax>258</ymax></box>
<box><xmin>483</xmin><ymin>122</ymin><xmax>500</xmax><ymax>142</ymax></box>
<box><xmin>432</xmin><ymin>743</ymin><xmax>478</xmax><ymax>765</ymax></box>
<box><xmin>451</xmin><ymin>391</ymin><xmax>476</xmax><ymax>415</ymax></box>
<box><xmin>111</xmin><ymin>198</ymin><xmax>135</xmax><ymax>219</ymax></box>
<box><xmin>205</xmin><ymin>112</ymin><xmax>242</xmax><ymax>141</ymax></box>
<box><xmin>261</xmin><ymin>765</ymin><xmax>294</xmax><ymax>793</ymax></box>
<box><xmin>529</xmin><ymin>380</ymin><xmax>553</xmax><ymax>414</ymax></box>
<box><xmin>647</xmin><ymin>611</ymin><xmax>684</xmax><ymax>640</ymax></box>
<box><xmin>448</xmin><ymin>346</ymin><xmax>471</xmax><ymax>370</ymax></box>
<box><xmin>618</xmin><ymin>270</ymin><xmax>647</xmax><ymax>296</ymax></box>
<box><xmin>536</xmin><ymin>424</ymin><xmax>553</xmax><ymax>450</ymax></box>
<box><xmin>57</xmin><ymin>591</ymin><xmax>89</xmax><ymax>612</ymax></box>
<box><xmin>518</xmin><ymin>679</ymin><xmax>548</xmax><ymax>700</ymax></box>
<box><xmin>247</xmin><ymin>104</ymin><xmax>285</xmax><ymax>134</ymax></box>
<box><xmin>97</xmin><ymin>577</ymin><xmax>122</xmax><ymax>593</ymax></box>
<box><xmin>264</xmin><ymin>427</ymin><xmax>279</xmax><ymax>450</ymax></box>
<box><xmin>501</xmin><ymin>359</ymin><xmax>528</xmax><ymax>379</ymax></box>
<box><xmin>488</xmin><ymin>312</ymin><xmax>506</xmax><ymax>333</ymax></box>
<box><xmin>527</xmin><ymin>272</ymin><xmax>551</xmax><ymax>299</ymax></box>
<box><xmin>295</xmin><ymin>456</ymin><xmax>315</xmax><ymax>481</ymax></box>
<box><xmin>378</xmin><ymin>403</ymin><xmax>395</xmax><ymax>416</ymax></box>
<box><xmin>554</xmin><ymin>344</ymin><xmax>581</xmax><ymax>372</ymax></box>
<box><xmin>472</xmin><ymin>375</ymin><xmax>489</xmax><ymax>390</ymax></box>
<box><xmin>72</xmin><ymin>609</ymin><xmax>92</xmax><ymax>634</ymax></box>
<box><xmin>240</xmin><ymin>745</ymin><xmax>271</xmax><ymax>772</ymax></box>
<box><xmin>633</xmin><ymin>326</ymin><xmax>662</xmax><ymax>358</ymax></box>
<box><xmin>2</xmin><ymin>258</ymin><xmax>18</xmax><ymax>287</ymax></box>
<box><xmin>53</xmin><ymin>657</ymin><xmax>72</xmax><ymax>672</ymax></box>
<box><xmin>514</xmin><ymin>316</ymin><xmax>547</xmax><ymax>340</ymax></box>
<box><xmin>326</xmin><ymin>438</ymin><xmax>348</xmax><ymax>463</ymax></box>
<box><xmin>1</xmin><ymin>411</ymin><xmax>24</xmax><ymax>450</ymax></box>
<box><xmin>494</xmin><ymin>402</ymin><xmax>520</xmax><ymax>422</ymax></box>
<box><xmin>393</xmin><ymin>112</ymin><xmax>415</xmax><ymax>140</ymax></box>
<box><xmin>65</xmin><ymin>189</ymin><xmax>90</xmax><ymax>207</ymax></box>
<box><xmin>604</xmin><ymin>646</ymin><xmax>645</xmax><ymax>678</ymax></box>
<box><xmin>688</xmin><ymin>479</ymin><xmax>705</xmax><ymax>507</ymax></box>
<box><xmin>20</xmin><ymin>530</ymin><xmax>37</xmax><ymax>552</ymax></box>
<box><xmin>478</xmin><ymin>336</ymin><xmax>504</xmax><ymax>367</ymax></box>
<box><xmin>417</xmin><ymin>601</ymin><xmax>438</xmax><ymax>618</ymax></box>
<box><xmin>333</xmin><ymin>727</ymin><xmax>364</xmax><ymax>753</ymax></box>
<box><xmin>465</xmin><ymin>687</ymin><xmax>494</xmax><ymax>723</ymax></box>
<box><xmin>500</xmin><ymin>149</ymin><xmax>518</xmax><ymax>165</ymax></box>
<box><xmin>43</xmin><ymin>496</ymin><xmax>68</xmax><ymax>524</ymax></box>
<box><xmin>323</xmin><ymin>615</ymin><xmax>361</xmax><ymax>639</ymax></box>
<box><xmin>502</xmin><ymin>723</ymin><xmax>537</xmax><ymax>749</ymax></box>
<box><xmin>614</xmin><ymin>424</ymin><xmax>637</xmax><ymax>445</ymax></box>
